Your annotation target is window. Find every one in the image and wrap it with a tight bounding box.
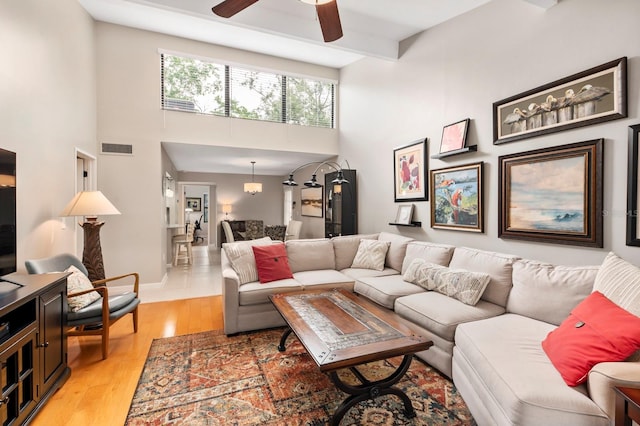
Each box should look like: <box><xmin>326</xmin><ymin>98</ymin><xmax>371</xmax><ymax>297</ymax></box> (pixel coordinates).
<box><xmin>161</xmin><ymin>53</ymin><xmax>335</xmax><ymax>129</ymax></box>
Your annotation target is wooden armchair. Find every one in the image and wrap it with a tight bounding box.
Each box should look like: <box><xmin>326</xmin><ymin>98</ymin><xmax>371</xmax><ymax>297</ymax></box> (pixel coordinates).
<box><xmin>25</xmin><ymin>253</ymin><xmax>139</xmax><ymax>360</ymax></box>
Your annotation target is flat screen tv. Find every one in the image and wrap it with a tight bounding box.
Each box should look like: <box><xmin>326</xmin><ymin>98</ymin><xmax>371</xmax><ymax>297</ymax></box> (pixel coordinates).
<box><xmin>0</xmin><ymin>148</ymin><xmax>16</xmax><ymax>276</ymax></box>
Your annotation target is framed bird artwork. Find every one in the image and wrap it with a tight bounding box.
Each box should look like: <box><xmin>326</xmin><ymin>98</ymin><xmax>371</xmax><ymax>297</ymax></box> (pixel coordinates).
<box><xmin>493</xmin><ymin>57</ymin><xmax>626</xmax><ymax>145</ymax></box>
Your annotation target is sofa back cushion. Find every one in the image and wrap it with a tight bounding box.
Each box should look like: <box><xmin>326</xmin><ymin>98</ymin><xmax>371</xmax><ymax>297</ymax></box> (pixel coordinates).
<box><xmin>507</xmin><ymin>259</ymin><xmax>599</xmax><ymax>325</ymax></box>
<box><xmin>593</xmin><ymin>252</ymin><xmax>640</xmax><ymax>317</ymax></box>
<box><xmin>332</xmin><ymin>233</ymin><xmax>379</xmax><ymax>270</ymax></box>
<box><xmin>285</xmin><ymin>238</ymin><xmax>336</xmax><ymax>273</ymax></box>
<box><xmin>401</xmin><ymin>241</ymin><xmax>455</xmax><ymax>274</ymax></box>
<box><xmin>378</xmin><ymin>232</ymin><xmax>414</xmax><ymax>272</ymax></box>
<box><xmin>448</xmin><ymin>247</ymin><xmax>518</xmax><ymax>307</ymax></box>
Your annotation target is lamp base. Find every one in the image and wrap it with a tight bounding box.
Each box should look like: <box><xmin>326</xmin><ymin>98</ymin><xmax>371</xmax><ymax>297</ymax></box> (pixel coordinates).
<box><xmin>80</xmin><ymin>221</ymin><xmax>106</xmax><ymax>282</ymax></box>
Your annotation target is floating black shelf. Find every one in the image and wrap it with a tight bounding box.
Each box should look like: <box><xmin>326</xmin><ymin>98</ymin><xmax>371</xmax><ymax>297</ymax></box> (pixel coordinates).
<box><xmin>431</xmin><ymin>145</ymin><xmax>477</xmax><ymax>159</ymax></box>
<box><xmin>389</xmin><ymin>222</ymin><xmax>422</xmax><ymax>227</ymax></box>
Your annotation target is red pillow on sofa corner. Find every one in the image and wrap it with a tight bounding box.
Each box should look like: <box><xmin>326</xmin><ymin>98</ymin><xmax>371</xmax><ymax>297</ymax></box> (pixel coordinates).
<box><xmin>541</xmin><ymin>291</ymin><xmax>640</xmax><ymax>387</ymax></box>
<box><xmin>252</xmin><ymin>244</ymin><xmax>293</xmax><ymax>284</ymax></box>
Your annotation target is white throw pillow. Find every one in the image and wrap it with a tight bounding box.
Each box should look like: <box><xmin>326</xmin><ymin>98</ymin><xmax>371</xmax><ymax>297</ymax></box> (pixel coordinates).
<box><xmin>403</xmin><ymin>259</ymin><xmax>446</xmax><ymax>291</ymax></box>
<box><xmin>65</xmin><ymin>265</ymin><xmax>101</xmax><ymax>312</ymax></box>
<box><xmin>435</xmin><ymin>268</ymin><xmax>491</xmax><ymax>306</ymax></box>
<box><xmin>351</xmin><ymin>239</ymin><xmax>390</xmax><ymax>271</ymax></box>
<box><xmin>223</xmin><ymin>237</ymin><xmax>273</xmax><ymax>284</ymax></box>
<box><xmin>593</xmin><ymin>252</ymin><xmax>640</xmax><ymax>317</ymax></box>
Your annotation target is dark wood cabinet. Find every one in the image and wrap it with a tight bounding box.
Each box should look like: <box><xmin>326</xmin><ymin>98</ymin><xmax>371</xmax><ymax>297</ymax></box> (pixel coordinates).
<box><xmin>0</xmin><ymin>273</ymin><xmax>70</xmax><ymax>425</ymax></box>
<box><xmin>325</xmin><ymin>169</ymin><xmax>357</xmax><ymax>238</ymax></box>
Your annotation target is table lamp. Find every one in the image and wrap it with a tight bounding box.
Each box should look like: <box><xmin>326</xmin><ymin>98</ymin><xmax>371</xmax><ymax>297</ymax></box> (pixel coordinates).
<box><xmin>60</xmin><ymin>191</ymin><xmax>121</xmax><ymax>281</ymax></box>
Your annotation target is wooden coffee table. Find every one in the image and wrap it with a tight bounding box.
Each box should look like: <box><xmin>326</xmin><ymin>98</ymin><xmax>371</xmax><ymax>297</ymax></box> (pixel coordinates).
<box><xmin>270</xmin><ymin>288</ymin><xmax>433</xmax><ymax>425</ymax></box>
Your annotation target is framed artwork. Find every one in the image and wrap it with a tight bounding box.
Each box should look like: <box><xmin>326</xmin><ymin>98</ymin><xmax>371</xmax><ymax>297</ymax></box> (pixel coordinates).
<box><xmin>493</xmin><ymin>57</ymin><xmax>627</xmax><ymax>145</ymax></box>
<box><xmin>499</xmin><ymin>139</ymin><xmax>603</xmax><ymax>247</ymax></box>
<box><xmin>395</xmin><ymin>204</ymin><xmax>414</xmax><ymax>225</ymax></box>
<box><xmin>439</xmin><ymin>118</ymin><xmax>470</xmax><ymax>154</ymax></box>
<box><xmin>301</xmin><ymin>187</ymin><xmax>323</xmax><ymax>218</ymax></box>
<box><xmin>394</xmin><ymin>138</ymin><xmax>428</xmax><ymax>202</ymax></box>
<box><xmin>627</xmin><ymin>124</ymin><xmax>640</xmax><ymax>246</ymax></box>
<box><xmin>430</xmin><ymin>162</ymin><xmax>483</xmax><ymax>232</ymax></box>
<box><xmin>186</xmin><ymin>197</ymin><xmax>201</xmax><ymax>212</ymax></box>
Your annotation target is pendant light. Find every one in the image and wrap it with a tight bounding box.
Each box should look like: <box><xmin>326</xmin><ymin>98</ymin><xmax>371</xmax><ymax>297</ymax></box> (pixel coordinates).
<box><xmin>243</xmin><ymin>161</ymin><xmax>263</xmax><ymax>195</ymax></box>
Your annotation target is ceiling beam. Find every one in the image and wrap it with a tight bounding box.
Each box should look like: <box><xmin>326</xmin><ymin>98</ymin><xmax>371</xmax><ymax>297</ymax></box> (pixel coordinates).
<box><xmin>522</xmin><ymin>0</ymin><xmax>558</xmax><ymax>9</ymax></box>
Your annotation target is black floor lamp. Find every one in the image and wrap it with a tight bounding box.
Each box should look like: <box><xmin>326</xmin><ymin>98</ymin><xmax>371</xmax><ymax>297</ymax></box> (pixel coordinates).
<box><xmin>60</xmin><ymin>191</ymin><xmax>121</xmax><ymax>282</ymax></box>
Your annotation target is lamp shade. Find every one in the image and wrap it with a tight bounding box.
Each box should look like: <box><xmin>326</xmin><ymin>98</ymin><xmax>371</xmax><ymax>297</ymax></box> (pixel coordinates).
<box><xmin>222</xmin><ymin>204</ymin><xmax>232</xmax><ymax>214</ymax></box>
<box><xmin>244</xmin><ymin>182</ymin><xmax>263</xmax><ymax>194</ymax></box>
<box><xmin>60</xmin><ymin>191</ymin><xmax>121</xmax><ymax>218</ymax></box>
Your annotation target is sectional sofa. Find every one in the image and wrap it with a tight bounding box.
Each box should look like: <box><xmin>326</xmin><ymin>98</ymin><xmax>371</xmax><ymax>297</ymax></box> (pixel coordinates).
<box><xmin>220</xmin><ymin>232</ymin><xmax>640</xmax><ymax>426</ymax></box>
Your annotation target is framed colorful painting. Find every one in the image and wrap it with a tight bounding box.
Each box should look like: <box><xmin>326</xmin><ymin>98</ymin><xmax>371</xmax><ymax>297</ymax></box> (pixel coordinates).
<box><xmin>498</xmin><ymin>139</ymin><xmax>603</xmax><ymax>247</ymax></box>
<box><xmin>394</xmin><ymin>138</ymin><xmax>427</xmax><ymax>202</ymax></box>
<box><xmin>430</xmin><ymin>162</ymin><xmax>483</xmax><ymax>232</ymax></box>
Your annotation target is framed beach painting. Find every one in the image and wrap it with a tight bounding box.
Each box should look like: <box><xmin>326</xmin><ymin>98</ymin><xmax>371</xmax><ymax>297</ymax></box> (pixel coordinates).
<box><xmin>430</xmin><ymin>162</ymin><xmax>483</xmax><ymax>233</ymax></box>
<box><xmin>498</xmin><ymin>139</ymin><xmax>603</xmax><ymax>247</ymax></box>
<box><xmin>394</xmin><ymin>138</ymin><xmax>427</xmax><ymax>202</ymax></box>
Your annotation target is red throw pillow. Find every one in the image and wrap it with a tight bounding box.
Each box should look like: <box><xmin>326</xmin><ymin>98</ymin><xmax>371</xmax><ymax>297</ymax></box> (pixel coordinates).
<box><xmin>252</xmin><ymin>244</ymin><xmax>293</xmax><ymax>284</ymax></box>
<box><xmin>542</xmin><ymin>291</ymin><xmax>640</xmax><ymax>386</ymax></box>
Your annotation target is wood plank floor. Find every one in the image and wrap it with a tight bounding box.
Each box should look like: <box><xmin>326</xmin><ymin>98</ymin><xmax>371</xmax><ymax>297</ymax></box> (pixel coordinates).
<box><xmin>30</xmin><ymin>296</ymin><xmax>224</xmax><ymax>426</ymax></box>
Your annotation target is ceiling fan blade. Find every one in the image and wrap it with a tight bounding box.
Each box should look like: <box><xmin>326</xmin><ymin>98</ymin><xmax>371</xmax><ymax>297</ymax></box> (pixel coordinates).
<box><xmin>212</xmin><ymin>0</ymin><xmax>259</xmax><ymax>18</ymax></box>
<box><xmin>316</xmin><ymin>1</ymin><xmax>343</xmax><ymax>42</ymax></box>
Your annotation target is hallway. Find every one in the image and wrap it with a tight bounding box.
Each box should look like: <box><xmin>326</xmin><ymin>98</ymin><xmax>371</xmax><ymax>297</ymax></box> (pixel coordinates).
<box><xmin>138</xmin><ymin>245</ymin><xmax>222</xmax><ymax>303</ymax></box>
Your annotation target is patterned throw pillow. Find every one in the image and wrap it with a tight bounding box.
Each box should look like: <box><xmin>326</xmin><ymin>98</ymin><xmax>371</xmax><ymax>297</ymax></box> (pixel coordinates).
<box><xmin>351</xmin><ymin>239</ymin><xmax>391</xmax><ymax>271</ymax></box>
<box><xmin>223</xmin><ymin>237</ymin><xmax>273</xmax><ymax>284</ymax></box>
<box><xmin>403</xmin><ymin>259</ymin><xmax>446</xmax><ymax>291</ymax></box>
<box><xmin>65</xmin><ymin>265</ymin><xmax>101</xmax><ymax>312</ymax></box>
<box><xmin>402</xmin><ymin>258</ymin><xmax>490</xmax><ymax>306</ymax></box>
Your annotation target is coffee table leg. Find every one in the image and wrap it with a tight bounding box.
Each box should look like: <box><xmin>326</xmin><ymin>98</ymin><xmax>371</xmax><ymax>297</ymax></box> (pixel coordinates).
<box><xmin>277</xmin><ymin>327</ymin><xmax>293</xmax><ymax>352</ymax></box>
<box><xmin>328</xmin><ymin>354</ymin><xmax>415</xmax><ymax>424</ymax></box>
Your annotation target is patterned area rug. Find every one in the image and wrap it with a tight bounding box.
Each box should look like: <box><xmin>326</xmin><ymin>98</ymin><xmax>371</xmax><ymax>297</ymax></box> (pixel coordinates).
<box><xmin>126</xmin><ymin>328</ymin><xmax>476</xmax><ymax>425</ymax></box>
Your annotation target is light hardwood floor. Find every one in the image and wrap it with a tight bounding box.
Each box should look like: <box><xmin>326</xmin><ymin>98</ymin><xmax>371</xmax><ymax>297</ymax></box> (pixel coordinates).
<box><xmin>30</xmin><ymin>296</ymin><xmax>224</xmax><ymax>426</ymax></box>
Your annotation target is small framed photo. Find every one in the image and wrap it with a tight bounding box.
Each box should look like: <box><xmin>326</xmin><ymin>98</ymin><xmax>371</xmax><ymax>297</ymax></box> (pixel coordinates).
<box><xmin>439</xmin><ymin>118</ymin><xmax>470</xmax><ymax>154</ymax></box>
<box><xmin>186</xmin><ymin>197</ymin><xmax>201</xmax><ymax>212</ymax></box>
<box><xmin>395</xmin><ymin>204</ymin><xmax>414</xmax><ymax>225</ymax></box>
<box><xmin>393</xmin><ymin>138</ymin><xmax>428</xmax><ymax>202</ymax></box>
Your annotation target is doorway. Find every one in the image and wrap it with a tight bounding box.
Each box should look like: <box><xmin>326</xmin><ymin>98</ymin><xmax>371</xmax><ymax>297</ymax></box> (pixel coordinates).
<box><xmin>180</xmin><ymin>182</ymin><xmax>217</xmax><ymax>248</ymax></box>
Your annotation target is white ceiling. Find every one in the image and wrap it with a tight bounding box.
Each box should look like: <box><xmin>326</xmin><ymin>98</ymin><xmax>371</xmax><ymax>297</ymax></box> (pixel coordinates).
<box><xmin>80</xmin><ymin>0</ymin><xmax>556</xmax><ymax>175</ymax></box>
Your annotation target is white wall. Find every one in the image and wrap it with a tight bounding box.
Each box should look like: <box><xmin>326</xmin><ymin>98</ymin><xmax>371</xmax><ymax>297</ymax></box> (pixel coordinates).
<box><xmin>0</xmin><ymin>0</ymin><xmax>96</xmax><ymax>271</ymax></box>
<box><xmin>95</xmin><ymin>23</ymin><xmax>340</xmax><ymax>282</ymax></box>
<box><xmin>340</xmin><ymin>0</ymin><xmax>640</xmax><ymax>265</ymax></box>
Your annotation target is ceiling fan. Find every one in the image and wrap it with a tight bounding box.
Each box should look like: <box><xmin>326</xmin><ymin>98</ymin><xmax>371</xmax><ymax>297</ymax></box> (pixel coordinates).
<box><xmin>211</xmin><ymin>0</ymin><xmax>343</xmax><ymax>43</ymax></box>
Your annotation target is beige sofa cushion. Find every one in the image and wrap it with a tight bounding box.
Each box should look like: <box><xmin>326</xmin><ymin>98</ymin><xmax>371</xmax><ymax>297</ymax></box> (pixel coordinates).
<box><xmin>378</xmin><ymin>232</ymin><xmax>414</xmax><ymax>272</ymax></box>
<box><xmin>238</xmin><ymin>278</ymin><xmax>301</xmax><ymax>305</ymax></box>
<box><xmin>401</xmin><ymin>241</ymin><xmax>455</xmax><ymax>274</ymax></box>
<box><xmin>351</xmin><ymin>239</ymin><xmax>390</xmax><ymax>271</ymax></box>
<box><xmin>222</xmin><ymin>237</ymin><xmax>273</xmax><ymax>284</ymax></box>
<box><xmin>354</xmin><ymin>275</ymin><xmax>424</xmax><ymax>309</ymax></box>
<box><xmin>448</xmin><ymin>247</ymin><xmax>518</xmax><ymax>307</ymax></box>
<box><xmin>507</xmin><ymin>259</ymin><xmax>598</xmax><ymax>325</ymax></box>
<box><xmin>332</xmin><ymin>233</ymin><xmax>379</xmax><ymax>270</ymax></box>
<box><xmin>285</xmin><ymin>238</ymin><xmax>335</xmax><ymax>273</ymax></box>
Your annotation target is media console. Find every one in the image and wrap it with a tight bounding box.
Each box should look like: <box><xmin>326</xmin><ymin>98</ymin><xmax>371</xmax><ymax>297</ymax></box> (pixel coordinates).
<box><xmin>0</xmin><ymin>272</ymin><xmax>70</xmax><ymax>425</ymax></box>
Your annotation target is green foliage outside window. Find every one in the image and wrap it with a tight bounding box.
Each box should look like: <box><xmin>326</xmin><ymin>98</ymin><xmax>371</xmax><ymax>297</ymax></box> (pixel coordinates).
<box><xmin>161</xmin><ymin>53</ymin><xmax>335</xmax><ymax>128</ymax></box>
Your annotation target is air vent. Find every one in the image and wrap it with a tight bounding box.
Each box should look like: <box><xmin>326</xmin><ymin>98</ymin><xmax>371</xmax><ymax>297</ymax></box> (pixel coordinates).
<box><xmin>101</xmin><ymin>143</ymin><xmax>133</xmax><ymax>155</ymax></box>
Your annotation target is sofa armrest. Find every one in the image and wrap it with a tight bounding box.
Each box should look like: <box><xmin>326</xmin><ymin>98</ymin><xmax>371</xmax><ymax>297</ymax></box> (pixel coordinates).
<box><xmin>221</xmin><ymin>262</ymin><xmax>241</xmax><ymax>334</ymax></box>
<box><xmin>588</xmin><ymin>361</ymin><xmax>640</xmax><ymax>419</ymax></box>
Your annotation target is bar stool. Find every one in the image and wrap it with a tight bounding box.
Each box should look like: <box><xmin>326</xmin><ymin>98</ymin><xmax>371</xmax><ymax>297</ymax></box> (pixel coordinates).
<box><xmin>173</xmin><ymin>222</ymin><xmax>194</xmax><ymax>266</ymax></box>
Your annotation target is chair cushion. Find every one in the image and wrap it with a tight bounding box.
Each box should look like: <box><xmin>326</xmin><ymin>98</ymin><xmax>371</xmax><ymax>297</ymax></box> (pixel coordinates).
<box><xmin>351</xmin><ymin>239</ymin><xmax>390</xmax><ymax>271</ymax></box>
<box><xmin>65</xmin><ymin>265</ymin><xmax>100</xmax><ymax>312</ymax></box>
<box><xmin>252</xmin><ymin>243</ymin><xmax>293</xmax><ymax>284</ymax></box>
<box><xmin>541</xmin><ymin>291</ymin><xmax>640</xmax><ymax>386</ymax></box>
<box><xmin>67</xmin><ymin>291</ymin><xmax>138</xmax><ymax>321</ymax></box>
